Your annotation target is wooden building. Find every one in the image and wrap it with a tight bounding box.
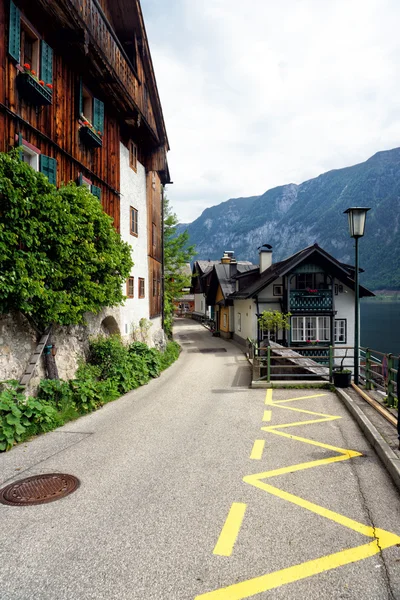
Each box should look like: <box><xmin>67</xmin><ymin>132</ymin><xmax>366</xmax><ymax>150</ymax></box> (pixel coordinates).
<box><xmin>0</xmin><ymin>0</ymin><xmax>170</xmax><ymax>335</ymax></box>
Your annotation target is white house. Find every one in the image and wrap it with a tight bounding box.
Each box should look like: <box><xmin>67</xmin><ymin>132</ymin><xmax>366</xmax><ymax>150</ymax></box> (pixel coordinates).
<box><xmin>228</xmin><ymin>244</ymin><xmax>374</xmax><ymax>367</ymax></box>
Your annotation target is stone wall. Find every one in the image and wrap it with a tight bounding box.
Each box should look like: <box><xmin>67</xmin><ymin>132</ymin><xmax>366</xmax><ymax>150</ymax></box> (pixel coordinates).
<box><xmin>0</xmin><ymin>308</ymin><xmax>122</xmax><ymax>394</ymax></box>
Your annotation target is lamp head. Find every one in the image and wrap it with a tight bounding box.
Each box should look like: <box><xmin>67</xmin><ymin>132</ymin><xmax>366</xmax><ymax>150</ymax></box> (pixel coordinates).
<box><xmin>344</xmin><ymin>207</ymin><xmax>370</xmax><ymax>238</ymax></box>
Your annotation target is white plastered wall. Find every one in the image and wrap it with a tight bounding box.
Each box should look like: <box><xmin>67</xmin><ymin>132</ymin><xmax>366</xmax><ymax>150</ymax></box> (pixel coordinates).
<box><xmin>194</xmin><ymin>293</ymin><xmax>207</xmax><ymax>315</ymax></box>
<box><xmin>233</xmin><ymin>299</ymin><xmax>257</xmax><ymax>344</ymax></box>
<box><xmin>333</xmin><ymin>280</ymin><xmax>355</xmax><ymax>369</ymax></box>
<box><xmin>119</xmin><ymin>142</ymin><xmax>150</xmax><ymax>339</ymax></box>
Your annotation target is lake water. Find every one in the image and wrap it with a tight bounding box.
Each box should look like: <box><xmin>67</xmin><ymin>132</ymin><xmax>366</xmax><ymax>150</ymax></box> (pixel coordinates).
<box><xmin>361</xmin><ymin>301</ymin><xmax>400</xmax><ymax>357</ymax></box>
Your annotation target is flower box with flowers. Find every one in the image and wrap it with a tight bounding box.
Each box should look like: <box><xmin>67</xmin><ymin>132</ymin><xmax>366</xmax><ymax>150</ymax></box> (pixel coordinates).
<box><xmin>17</xmin><ymin>64</ymin><xmax>53</xmax><ymax>105</ymax></box>
<box><xmin>79</xmin><ymin>116</ymin><xmax>102</xmax><ymax>148</ymax></box>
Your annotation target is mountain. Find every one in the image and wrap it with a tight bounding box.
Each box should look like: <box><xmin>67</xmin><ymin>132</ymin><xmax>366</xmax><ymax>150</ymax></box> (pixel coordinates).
<box><xmin>178</xmin><ymin>148</ymin><xmax>400</xmax><ymax>290</ymax></box>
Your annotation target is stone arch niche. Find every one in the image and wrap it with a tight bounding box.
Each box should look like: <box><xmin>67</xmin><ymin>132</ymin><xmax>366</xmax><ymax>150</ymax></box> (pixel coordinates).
<box><xmin>100</xmin><ymin>316</ymin><xmax>120</xmax><ymax>336</ymax></box>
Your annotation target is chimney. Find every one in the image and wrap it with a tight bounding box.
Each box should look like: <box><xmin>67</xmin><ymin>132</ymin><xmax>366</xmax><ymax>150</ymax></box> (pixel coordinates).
<box><xmin>259</xmin><ymin>245</ymin><xmax>273</xmax><ymax>273</ymax></box>
<box><xmin>221</xmin><ymin>250</ymin><xmax>234</xmax><ymax>264</ymax></box>
<box><xmin>230</xmin><ymin>257</ymin><xmax>238</xmax><ymax>278</ymax></box>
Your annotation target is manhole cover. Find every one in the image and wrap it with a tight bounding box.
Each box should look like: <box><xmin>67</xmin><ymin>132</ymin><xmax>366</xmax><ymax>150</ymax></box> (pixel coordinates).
<box><xmin>0</xmin><ymin>473</ymin><xmax>80</xmax><ymax>506</ymax></box>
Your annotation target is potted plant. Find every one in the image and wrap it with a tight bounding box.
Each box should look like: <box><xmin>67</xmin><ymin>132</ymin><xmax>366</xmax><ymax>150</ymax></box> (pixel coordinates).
<box><xmin>333</xmin><ymin>349</ymin><xmax>352</xmax><ymax>387</ymax></box>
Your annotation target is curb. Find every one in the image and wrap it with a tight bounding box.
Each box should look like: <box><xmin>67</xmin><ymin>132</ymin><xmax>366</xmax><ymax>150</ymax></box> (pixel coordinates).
<box><xmin>336</xmin><ymin>388</ymin><xmax>400</xmax><ymax>493</ymax></box>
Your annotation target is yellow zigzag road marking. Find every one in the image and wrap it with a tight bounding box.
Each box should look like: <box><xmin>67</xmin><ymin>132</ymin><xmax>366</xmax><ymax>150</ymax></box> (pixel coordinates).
<box><xmin>195</xmin><ymin>391</ymin><xmax>400</xmax><ymax>600</ymax></box>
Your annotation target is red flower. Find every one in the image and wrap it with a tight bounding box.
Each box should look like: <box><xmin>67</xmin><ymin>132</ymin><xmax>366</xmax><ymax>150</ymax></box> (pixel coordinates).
<box><xmin>97</xmin><ymin>131</ymin><xmax>102</xmax><ymax>135</ymax></box>
<box><xmin>46</xmin><ymin>83</ymin><xmax>53</xmax><ymax>89</ymax></box>
<box><xmin>31</xmin><ymin>70</ymin><xmax>36</xmax><ymax>75</ymax></box>
<box><xmin>39</xmin><ymin>80</ymin><xmax>44</xmax><ymax>85</ymax></box>
<box><xmin>23</xmin><ymin>63</ymin><xmax>31</xmax><ymax>69</ymax></box>
<box><xmin>83</xmin><ymin>121</ymin><xmax>89</xmax><ymax>126</ymax></box>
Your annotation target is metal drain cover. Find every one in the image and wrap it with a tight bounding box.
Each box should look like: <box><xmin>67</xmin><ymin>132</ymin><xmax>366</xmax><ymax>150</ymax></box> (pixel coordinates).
<box><xmin>0</xmin><ymin>473</ymin><xmax>80</xmax><ymax>506</ymax></box>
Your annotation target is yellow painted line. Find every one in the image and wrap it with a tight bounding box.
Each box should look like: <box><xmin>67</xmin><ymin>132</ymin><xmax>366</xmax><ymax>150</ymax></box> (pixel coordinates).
<box><xmin>264</xmin><ymin>388</ymin><xmax>273</xmax><ymax>405</ymax></box>
<box><xmin>199</xmin><ymin>390</ymin><xmax>400</xmax><ymax>599</ymax></box>
<box><xmin>262</xmin><ymin>410</ymin><xmax>272</xmax><ymax>422</ymax></box>
<box><xmin>213</xmin><ymin>503</ymin><xmax>247</xmax><ymax>557</ymax></box>
<box><xmin>250</xmin><ymin>440</ymin><xmax>265</xmax><ymax>460</ymax></box>
<box><xmin>195</xmin><ymin>535</ymin><xmax>400</xmax><ymax>600</ymax></box>
<box><xmin>273</xmin><ymin>393</ymin><xmax>327</xmax><ymax>404</ymax></box>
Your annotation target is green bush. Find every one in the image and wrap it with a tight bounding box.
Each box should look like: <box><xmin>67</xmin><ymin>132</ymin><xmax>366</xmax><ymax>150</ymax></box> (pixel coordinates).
<box><xmin>160</xmin><ymin>341</ymin><xmax>181</xmax><ymax>371</ymax></box>
<box><xmin>0</xmin><ymin>381</ymin><xmax>58</xmax><ymax>451</ymax></box>
<box><xmin>1</xmin><ymin>336</ymin><xmax>182</xmax><ymax>452</ymax></box>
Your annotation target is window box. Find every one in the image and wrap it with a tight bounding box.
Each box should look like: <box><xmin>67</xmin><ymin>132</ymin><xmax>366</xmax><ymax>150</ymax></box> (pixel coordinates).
<box><xmin>80</xmin><ymin>125</ymin><xmax>102</xmax><ymax>148</ymax></box>
<box><xmin>17</xmin><ymin>71</ymin><xmax>52</xmax><ymax>105</ymax></box>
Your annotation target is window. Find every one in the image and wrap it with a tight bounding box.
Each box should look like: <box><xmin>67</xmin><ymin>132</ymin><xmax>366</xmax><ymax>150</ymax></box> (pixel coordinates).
<box><xmin>152</xmin><ymin>223</ymin><xmax>156</xmax><ymax>252</ymax></box>
<box><xmin>237</xmin><ymin>312</ymin><xmax>241</xmax><ymax>332</ymax></box>
<box><xmin>129</xmin><ymin>141</ymin><xmax>137</xmax><ymax>171</ymax></box>
<box><xmin>130</xmin><ymin>207</ymin><xmax>138</xmax><ymax>236</ymax></box>
<box><xmin>200</xmin><ymin>300</ymin><xmax>204</xmax><ymax>311</ymax></box>
<box><xmin>152</xmin><ymin>274</ymin><xmax>156</xmax><ymax>297</ymax></box>
<box><xmin>291</xmin><ymin>316</ymin><xmax>330</xmax><ymax>342</ymax></box>
<box><xmin>20</xmin><ymin>21</ymin><xmax>39</xmax><ymax>73</ymax></box>
<box><xmin>78</xmin><ymin>79</ymin><xmax>104</xmax><ymax>145</ymax></box>
<box><xmin>334</xmin><ymin>319</ymin><xmax>347</xmax><ymax>343</ymax></box>
<box><xmin>139</xmin><ymin>278</ymin><xmax>145</xmax><ymax>298</ymax></box>
<box><xmin>8</xmin><ymin>3</ymin><xmax>53</xmax><ymax>102</ymax></box>
<box><xmin>18</xmin><ymin>136</ymin><xmax>57</xmax><ymax>184</ymax></box>
<box><xmin>126</xmin><ymin>277</ymin><xmax>134</xmax><ymax>298</ymax></box>
<box><xmin>273</xmin><ymin>284</ymin><xmax>283</xmax><ymax>296</ymax></box>
<box><xmin>127</xmin><ymin>277</ymin><xmax>135</xmax><ymax>298</ymax></box>
<box><xmin>296</xmin><ymin>273</ymin><xmax>315</xmax><ymax>290</ymax></box>
<box><xmin>79</xmin><ymin>173</ymin><xmax>91</xmax><ymax>189</ymax></box>
<box><xmin>21</xmin><ymin>141</ymin><xmax>39</xmax><ymax>171</ymax></box>
<box><xmin>223</xmin><ymin>313</ymin><xmax>227</xmax><ymax>328</ymax></box>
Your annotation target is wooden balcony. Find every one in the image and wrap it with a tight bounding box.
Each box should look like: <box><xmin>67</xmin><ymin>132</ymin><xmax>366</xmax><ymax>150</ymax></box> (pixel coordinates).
<box><xmin>37</xmin><ymin>0</ymin><xmax>159</xmax><ymax>141</ymax></box>
<box><xmin>289</xmin><ymin>290</ymin><xmax>333</xmax><ymax>312</ymax></box>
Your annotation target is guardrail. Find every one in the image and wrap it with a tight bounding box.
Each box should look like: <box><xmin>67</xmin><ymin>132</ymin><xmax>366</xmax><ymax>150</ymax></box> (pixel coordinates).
<box><xmin>360</xmin><ymin>348</ymin><xmax>399</xmax><ymax>408</ymax></box>
<box><xmin>247</xmin><ymin>341</ymin><xmax>398</xmax><ymax>405</ymax></box>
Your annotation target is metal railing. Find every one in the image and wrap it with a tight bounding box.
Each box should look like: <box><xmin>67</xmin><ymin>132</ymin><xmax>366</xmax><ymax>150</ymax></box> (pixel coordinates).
<box><xmin>360</xmin><ymin>348</ymin><xmax>399</xmax><ymax>408</ymax></box>
<box><xmin>289</xmin><ymin>289</ymin><xmax>333</xmax><ymax>311</ymax></box>
<box><xmin>247</xmin><ymin>340</ymin><xmax>399</xmax><ymax>406</ymax></box>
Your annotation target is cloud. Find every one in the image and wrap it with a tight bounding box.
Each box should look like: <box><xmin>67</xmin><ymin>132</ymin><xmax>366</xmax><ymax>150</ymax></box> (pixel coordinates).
<box><xmin>142</xmin><ymin>0</ymin><xmax>400</xmax><ymax>222</ymax></box>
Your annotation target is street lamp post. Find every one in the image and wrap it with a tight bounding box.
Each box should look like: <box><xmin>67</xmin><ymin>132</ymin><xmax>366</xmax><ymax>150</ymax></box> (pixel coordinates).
<box><xmin>344</xmin><ymin>207</ymin><xmax>370</xmax><ymax>385</ymax></box>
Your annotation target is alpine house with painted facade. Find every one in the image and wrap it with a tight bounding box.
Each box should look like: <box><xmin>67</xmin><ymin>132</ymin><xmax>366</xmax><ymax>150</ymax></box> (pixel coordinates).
<box><xmin>1</xmin><ymin>0</ymin><xmax>170</xmax><ymax>341</ymax></box>
<box><xmin>227</xmin><ymin>244</ymin><xmax>374</xmax><ymax>350</ymax></box>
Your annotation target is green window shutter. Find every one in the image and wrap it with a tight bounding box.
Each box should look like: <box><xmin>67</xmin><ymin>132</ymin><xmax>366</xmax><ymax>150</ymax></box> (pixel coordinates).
<box><xmin>91</xmin><ymin>185</ymin><xmax>101</xmax><ymax>200</ymax></box>
<box><xmin>8</xmin><ymin>1</ymin><xmax>20</xmax><ymax>62</ymax></box>
<box><xmin>40</xmin><ymin>155</ymin><xmax>57</xmax><ymax>185</ymax></box>
<box><xmin>93</xmin><ymin>98</ymin><xmax>104</xmax><ymax>135</ymax></box>
<box><xmin>40</xmin><ymin>41</ymin><xmax>53</xmax><ymax>85</ymax></box>
<box><xmin>17</xmin><ymin>131</ymin><xmax>22</xmax><ymax>159</ymax></box>
<box><xmin>78</xmin><ymin>77</ymin><xmax>83</xmax><ymax>117</ymax></box>
<box><xmin>78</xmin><ymin>172</ymin><xmax>83</xmax><ymax>186</ymax></box>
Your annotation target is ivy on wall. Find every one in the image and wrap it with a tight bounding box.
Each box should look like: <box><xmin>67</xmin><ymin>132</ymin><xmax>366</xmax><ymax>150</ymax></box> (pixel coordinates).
<box><xmin>0</xmin><ymin>151</ymin><xmax>133</xmax><ymax>326</ymax></box>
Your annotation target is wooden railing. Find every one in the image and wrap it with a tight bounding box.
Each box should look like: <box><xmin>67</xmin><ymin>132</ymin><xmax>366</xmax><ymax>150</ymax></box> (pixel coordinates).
<box><xmin>64</xmin><ymin>0</ymin><xmax>157</xmax><ymax>135</ymax></box>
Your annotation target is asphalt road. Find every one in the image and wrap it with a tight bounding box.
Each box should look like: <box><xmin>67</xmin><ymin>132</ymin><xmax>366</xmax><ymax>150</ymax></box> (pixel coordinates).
<box><xmin>1</xmin><ymin>319</ymin><xmax>400</xmax><ymax>600</ymax></box>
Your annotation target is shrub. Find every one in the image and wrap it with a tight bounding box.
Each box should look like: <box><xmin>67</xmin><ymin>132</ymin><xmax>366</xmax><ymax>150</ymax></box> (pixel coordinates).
<box><xmin>0</xmin><ymin>381</ymin><xmax>58</xmax><ymax>451</ymax></box>
<box><xmin>160</xmin><ymin>341</ymin><xmax>181</xmax><ymax>371</ymax></box>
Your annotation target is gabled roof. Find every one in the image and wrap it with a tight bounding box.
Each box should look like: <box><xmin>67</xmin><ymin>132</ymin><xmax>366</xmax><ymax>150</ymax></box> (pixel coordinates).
<box><xmin>213</xmin><ymin>263</ymin><xmax>258</xmax><ymax>300</ymax></box>
<box><xmin>230</xmin><ymin>244</ymin><xmax>374</xmax><ymax>299</ymax></box>
<box><xmin>195</xmin><ymin>260</ymin><xmax>220</xmax><ymax>276</ymax></box>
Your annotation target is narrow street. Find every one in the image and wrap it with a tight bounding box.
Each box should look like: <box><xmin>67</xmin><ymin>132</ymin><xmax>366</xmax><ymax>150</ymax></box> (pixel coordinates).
<box><xmin>1</xmin><ymin>319</ymin><xmax>400</xmax><ymax>600</ymax></box>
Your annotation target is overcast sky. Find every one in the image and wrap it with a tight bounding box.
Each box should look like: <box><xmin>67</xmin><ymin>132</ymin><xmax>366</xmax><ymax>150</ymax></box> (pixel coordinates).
<box><xmin>142</xmin><ymin>0</ymin><xmax>400</xmax><ymax>224</ymax></box>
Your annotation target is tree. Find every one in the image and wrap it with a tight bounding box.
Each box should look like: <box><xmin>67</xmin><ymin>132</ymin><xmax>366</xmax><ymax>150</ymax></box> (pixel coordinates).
<box><xmin>163</xmin><ymin>194</ymin><xmax>195</xmax><ymax>337</ymax></box>
<box><xmin>258</xmin><ymin>310</ymin><xmax>291</xmax><ymax>345</ymax></box>
<box><xmin>0</xmin><ymin>151</ymin><xmax>133</xmax><ymax>378</ymax></box>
